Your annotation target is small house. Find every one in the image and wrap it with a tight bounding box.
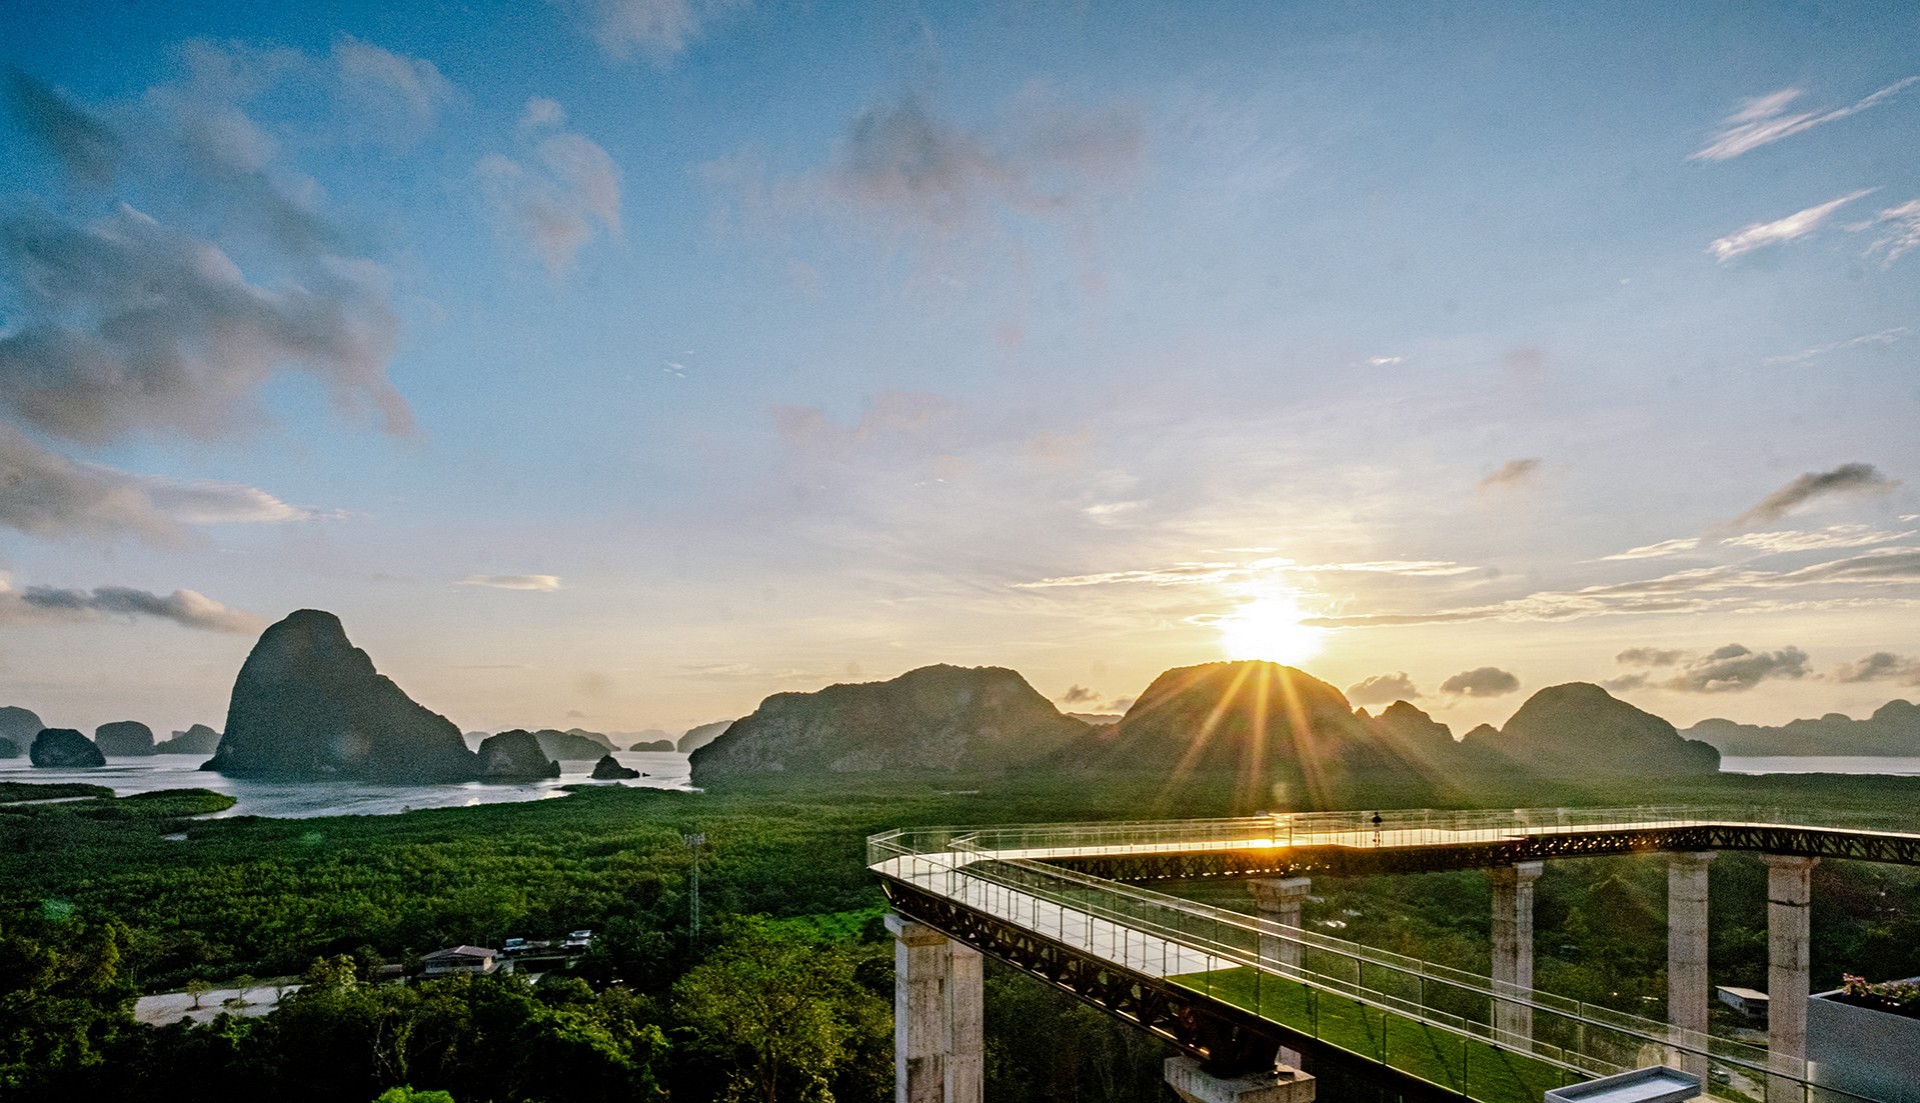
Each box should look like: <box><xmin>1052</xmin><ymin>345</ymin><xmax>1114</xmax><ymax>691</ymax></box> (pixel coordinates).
<box><xmin>423</xmin><ymin>946</ymin><xmax>502</xmax><ymax>976</ymax></box>
<box><xmin>1715</xmin><ymin>985</ymin><xmax>1769</xmax><ymax>1022</ymax></box>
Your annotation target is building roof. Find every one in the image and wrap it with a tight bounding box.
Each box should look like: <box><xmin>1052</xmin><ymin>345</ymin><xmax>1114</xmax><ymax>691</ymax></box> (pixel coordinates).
<box><xmin>423</xmin><ymin>945</ymin><xmax>498</xmax><ymax>961</ymax></box>
<box><xmin>1717</xmin><ymin>986</ymin><xmax>1768</xmax><ymax>1001</ymax></box>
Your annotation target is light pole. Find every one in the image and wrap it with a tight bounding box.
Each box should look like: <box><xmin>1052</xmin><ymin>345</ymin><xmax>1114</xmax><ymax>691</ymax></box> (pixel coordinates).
<box><xmin>684</xmin><ymin>833</ymin><xmax>705</xmax><ymax>946</ymax></box>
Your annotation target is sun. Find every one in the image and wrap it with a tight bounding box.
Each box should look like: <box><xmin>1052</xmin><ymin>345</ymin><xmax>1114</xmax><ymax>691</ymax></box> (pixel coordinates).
<box><xmin>1216</xmin><ymin>591</ymin><xmax>1327</xmax><ymax>666</ymax></box>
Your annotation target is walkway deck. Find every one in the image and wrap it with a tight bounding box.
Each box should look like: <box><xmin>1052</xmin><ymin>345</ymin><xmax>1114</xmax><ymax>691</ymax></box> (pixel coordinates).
<box><xmin>872</xmin><ymin>808</ymin><xmax>1910</xmax><ymax>1103</ymax></box>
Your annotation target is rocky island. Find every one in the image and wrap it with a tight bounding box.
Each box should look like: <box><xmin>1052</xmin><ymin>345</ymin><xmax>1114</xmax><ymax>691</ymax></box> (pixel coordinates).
<box><xmin>206</xmin><ymin>609</ymin><xmax>479</xmax><ymax>783</ymax></box>
<box><xmin>30</xmin><ymin>728</ymin><xmax>106</xmax><ymax>768</ymax></box>
<box><xmin>95</xmin><ymin>720</ymin><xmax>157</xmax><ymax>757</ymax></box>
<box><xmin>690</xmin><ymin>664</ymin><xmax>1089</xmax><ymax>782</ymax></box>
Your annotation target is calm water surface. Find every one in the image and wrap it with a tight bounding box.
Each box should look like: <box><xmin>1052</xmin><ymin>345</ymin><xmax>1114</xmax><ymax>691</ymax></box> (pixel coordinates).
<box><xmin>0</xmin><ymin>750</ymin><xmax>694</xmax><ymax>818</ymax></box>
<box><xmin>1718</xmin><ymin>756</ymin><xmax>1920</xmax><ymax>776</ymax></box>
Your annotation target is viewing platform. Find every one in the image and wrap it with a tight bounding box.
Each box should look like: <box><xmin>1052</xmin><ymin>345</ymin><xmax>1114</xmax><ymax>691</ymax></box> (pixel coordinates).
<box><xmin>870</xmin><ymin>808</ymin><xmax>1920</xmax><ymax>1103</ymax></box>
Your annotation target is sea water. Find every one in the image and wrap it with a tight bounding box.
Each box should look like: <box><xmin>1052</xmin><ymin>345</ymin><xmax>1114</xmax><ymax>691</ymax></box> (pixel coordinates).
<box><xmin>1717</xmin><ymin>756</ymin><xmax>1920</xmax><ymax>777</ymax></box>
<box><xmin>0</xmin><ymin>750</ymin><xmax>695</xmax><ymax>818</ymax></box>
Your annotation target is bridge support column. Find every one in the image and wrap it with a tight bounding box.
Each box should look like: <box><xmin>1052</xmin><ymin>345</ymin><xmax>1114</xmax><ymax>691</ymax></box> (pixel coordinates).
<box><xmin>1762</xmin><ymin>855</ymin><xmax>1816</xmax><ymax>1093</ymax></box>
<box><xmin>1250</xmin><ymin>878</ymin><xmax>1311</xmax><ymax>1068</ymax></box>
<box><xmin>1165</xmin><ymin>1056</ymin><xmax>1315</xmax><ymax>1103</ymax></box>
<box><xmin>1489</xmin><ymin>861</ymin><xmax>1543</xmax><ymax>1043</ymax></box>
<box><xmin>1249</xmin><ymin>878</ymin><xmax>1311</xmax><ymax>969</ymax></box>
<box><xmin>1667</xmin><ymin>851</ymin><xmax>1715</xmax><ymax>1080</ymax></box>
<box><xmin>887</xmin><ymin>914</ymin><xmax>983</xmax><ymax>1103</ymax></box>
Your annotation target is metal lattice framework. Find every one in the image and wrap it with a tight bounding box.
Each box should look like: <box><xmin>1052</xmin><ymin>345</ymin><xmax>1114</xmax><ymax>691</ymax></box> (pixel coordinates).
<box><xmin>880</xmin><ymin>878</ymin><xmax>1462</xmax><ymax>1100</ymax></box>
<box><xmin>1044</xmin><ymin>822</ymin><xmax>1920</xmax><ymax>884</ymax></box>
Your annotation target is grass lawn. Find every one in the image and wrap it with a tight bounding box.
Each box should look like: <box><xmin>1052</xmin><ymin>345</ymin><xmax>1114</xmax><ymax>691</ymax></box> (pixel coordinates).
<box><xmin>1169</xmin><ymin>965</ymin><xmax>1575</xmax><ymax>1103</ymax></box>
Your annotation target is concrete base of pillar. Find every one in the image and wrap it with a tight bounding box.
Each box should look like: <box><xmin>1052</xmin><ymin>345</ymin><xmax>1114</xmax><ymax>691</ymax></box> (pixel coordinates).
<box><xmin>1165</xmin><ymin>1056</ymin><xmax>1315</xmax><ymax>1103</ymax></box>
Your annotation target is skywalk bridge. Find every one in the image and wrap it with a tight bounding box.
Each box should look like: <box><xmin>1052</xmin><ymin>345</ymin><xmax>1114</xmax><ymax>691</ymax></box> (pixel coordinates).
<box><xmin>869</xmin><ymin>808</ymin><xmax>1920</xmax><ymax>1103</ymax></box>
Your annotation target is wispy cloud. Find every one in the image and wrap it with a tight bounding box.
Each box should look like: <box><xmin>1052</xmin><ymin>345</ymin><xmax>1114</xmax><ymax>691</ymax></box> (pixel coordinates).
<box><xmin>1724</xmin><ymin>463</ymin><xmax>1897</xmax><ymax>529</ymax></box>
<box><xmin>1477</xmin><ymin>458</ymin><xmax>1540</xmax><ymax>493</ymax></box>
<box><xmin>458</xmin><ymin>574</ymin><xmax>564</xmax><ymax>591</ymax></box>
<box><xmin>478</xmin><ymin>97</ymin><xmax>622</xmax><ymax>275</ymax></box>
<box><xmin>0</xmin><ymin>580</ymin><xmax>264</xmax><ymax>633</ymax></box>
<box><xmin>1690</xmin><ymin>78</ymin><xmax>1918</xmax><ymax>162</ymax></box>
<box><xmin>1016</xmin><ymin>556</ymin><xmax>1478</xmax><ymax>589</ymax></box>
<box><xmin>1307</xmin><ymin>548</ymin><xmax>1920</xmax><ymax>629</ymax></box>
<box><xmin>1722</xmin><ymin>525</ymin><xmax>1914</xmax><ymax>554</ymax></box>
<box><xmin>772</xmin><ymin>392</ymin><xmax>957</xmax><ymax>461</ymax></box>
<box><xmin>1601</xmin><ymin>524</ymin><xmax>1909</xmax><ymax>561</ymax></box>
<box><xmin>1765</xmin><ymin>327</ymin><xmax>1909</xmax><ymax>365</ymax></box>
<box><xmin>1709</xmin><ymin>189</ymin><xmax>1875</xmax><ymax>262</ymax></box>
<box><xmin>1601</xmin><ymin>538</ymin><xmax>1702</xmax><ymax>561</ymax></box>
<box><xmin>1862</xmin><ymin>198</ymin><xmax>1920</xmax><ymax>267</ymax></box>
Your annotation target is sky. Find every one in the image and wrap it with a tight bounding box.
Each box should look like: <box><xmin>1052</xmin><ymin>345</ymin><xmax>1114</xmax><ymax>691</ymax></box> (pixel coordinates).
<box><xmin>2</xmin><ymin>0</ymin><xmax>1917</xmax><ymax>739</ymax></box>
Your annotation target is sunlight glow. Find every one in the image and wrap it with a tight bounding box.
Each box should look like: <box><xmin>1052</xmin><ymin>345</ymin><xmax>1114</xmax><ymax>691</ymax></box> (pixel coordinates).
<box><xmin>1216</xmin><ymin>592</ymin><xmax>1327</xmax><ymax>665</ymax></box>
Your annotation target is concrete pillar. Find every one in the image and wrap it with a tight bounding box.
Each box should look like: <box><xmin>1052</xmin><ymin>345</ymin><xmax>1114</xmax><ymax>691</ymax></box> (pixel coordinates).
<box><xmin>887</xmin><ymin>914</ymin><xmax>983</xmax><ymax>1103</ymax></box>
<box><xmin>1249</xmin><ymin>877</ymin><xmax>1311</xmax><ymax>970</ymax></box>
<box><xmin>1762</xmin><ymin>854</ymin><xmax>1817</xmax><ymax>1094</ymax></box>
<box><xmin>1250</xmin><ymin>878</ymin><xmax>1311</xmax><ymax>1068</ymax></box>
<box><xmin>1489</xmin><ymin>862</ymin><xmax>1544</xmax><ymax>1042</ymax></box>
<box><xmin>947</xmin><ymin>935</ymin><xmax>983</xmax><ymax>1103</ymax></box>
<box><xmin>1667</xmin><ymin>852</ymin><xmax>1715</xmax><ymax>1080</ymax></box>
<box><xmin>1165</xmin><ymin>1055</ymin><xmax>1315</xmax><ymax>1103</ymax></box>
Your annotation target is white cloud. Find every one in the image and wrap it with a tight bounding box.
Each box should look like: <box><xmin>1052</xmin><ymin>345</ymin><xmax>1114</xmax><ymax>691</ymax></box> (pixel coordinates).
<box><xmin>519</xmin><ymin>96</ymin><xmax>566</xmax><ymax>133</ymax></box>
<box><xmin>1307</xmin><ymin>548</ymin><xmax>1920</xmax><ymax>629</ymax></box>
<box><xmin>1722</xmin><ymin>525</ymin><xmax>1915</xmax><ymax>555</ymax></box>
<box><xmin>1862</xmin><ymin>198</ymin><xmax>1920</xmax><ymax>267</ymax></box>
<box><xmin>1709</xmin><ymin>190</ymin><xmax>1875</xmax><ymax>262</ymax></box>
<box><xmin>0</xmin><ymin>579</ymin><xmax>265</xmax><ymax>633</ymax></box>
<box><xmin>1601</xmin><ymin>537</ymin><xmax>1701</xmax><ymax>561</ymax></box>
<box><xmin>575</xmin><ymin>0</ymin><xmax>744</xmax><ymax>63</ymax></box>
<box><xmin>0</xmin><ymin>425</ymin><xmax>325</xmax><ymax>543</ymax></box>
<box><xmin>1015</xmin><ymin>555</ymin><xmax>1477</xmax><ymax>589</ymax></box>
<box><xmin>1690</xmin><ymin>78</ymin><xmax>1918</xmax><ymax>162</ymax></box>
<box><xmin>458</xmin><ymin>574</ymin><xmax>564</xmax><ymax>591</ymax></box>
<box><xmin>478</xmin><ymin>102</ymin><xmax>623</xmax><ymax>275</ymax></box>
<box><xmin>331</xmin><ymin>34</ymin><xmax>458</xmax><ymax>137</ymax></box>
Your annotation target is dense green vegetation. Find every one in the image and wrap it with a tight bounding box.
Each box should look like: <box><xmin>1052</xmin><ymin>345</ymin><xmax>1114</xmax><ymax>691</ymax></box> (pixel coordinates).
<box><xmin>3</xmin><ymin>769</ymin><xmax>1918</xmax><ymax>1101</ymax></box>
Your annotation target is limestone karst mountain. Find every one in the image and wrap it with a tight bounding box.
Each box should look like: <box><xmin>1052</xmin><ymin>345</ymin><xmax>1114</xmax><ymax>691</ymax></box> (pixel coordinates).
<box><xmin>1685</xmin><ymin>700</ymin><xmax>1920</xmax><ymax>757</ymax></box>
<box><xmin>94</xmin><ymin>720</ymin><xmax>157</xmax><ymax>756</ymax></box>
<box><xmin>1466</xmin><ymin>682</ymin><xmax>1720</xmax><ymax>776</ymax></box>
<box><xmin>591</xmin><ymin>754</ymin><xmax>640</xmax><ymax>779</ymax></box>
<box><xmin>677</xmin><ymin>720</ymin><xmax>733</xmax><ymax>754</ymax></box>
<box><xmin>532</xmin><ymin>729</ymin><xmax>618</xmax><ymax>760</ymax></box>
<box><xmin>156</xmin><ymin>724</ymin><xmax>222</xmax><ymax>755</ymax></box>
<box><xmin>206</xmin><ymin>609</ymin><xmax>478</xmax><ymax>782</ymax></box>
<box><xmin>31</xmin><ymin>728</ymin><xmax>105</xmax><ymax>768</ymax></box>
<box><xmin>0</xmin><ymin>706</ymin><xmax>44</xmax><ymax>748</ymax></box>
<box><xmin>1066</xmin><ymin>661</ymin><xmax>1461</xmax><ymax>794</ymax></box>
<box><xmin>690</xmin><ymin>664</ymin><xmax>1090</xmax><ymax>781</ymax></box>
<box><xmin>0</xmin><ymin>738</ymin><xmax>18</xmax><ymax>759</ymax></box>
<box><xmin>476</xmin><ymin>730</ymin><xmax>562</xmax><ymax>779</ymax></box>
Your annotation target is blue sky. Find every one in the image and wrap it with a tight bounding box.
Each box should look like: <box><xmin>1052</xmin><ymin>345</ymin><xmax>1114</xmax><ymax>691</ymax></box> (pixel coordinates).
<box><xmin>2</xmin><ymin>1</ymin><xmax>1917</xmax><ymax>737</ymax></box>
